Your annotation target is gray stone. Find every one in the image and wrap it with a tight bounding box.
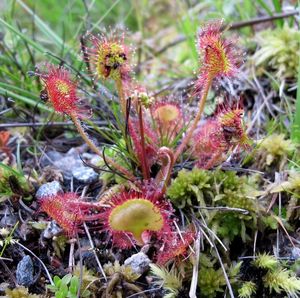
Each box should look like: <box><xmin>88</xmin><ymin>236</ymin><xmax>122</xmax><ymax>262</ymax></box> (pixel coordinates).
<box><xmin>291</xmin><ymin>247</ymin><xmax>300</xmax><ymax>260</ymax></box>
<box><xmin>40</xmin><ymin>151</ymin><xmax>64</xmax><ymax>167</ymax></box>
<box><xmin>40</xmin><ymin>147</ymin><xmax>99</xmax><ymax>181</ymax></box>
<box><xmin>72</xmin><ymin>166</ymin><xmax>98</xmax><ymax>184</ymax></box>
<box><xmin>53</xmin><ymin>155</ymin><xmax>83</xmax><ymax>180</ymax></box>
<box><xmin>0</xmin><ymin>212</ymin><xmax>18</xmax><ymax>228</ymax></box>
<box><xmin>124</xmin><ymin>252</ymin><xmax>151</xmax><ymax>275</ymax></box>
<box><xmin>36</xmin><ymin>181</ymin><xmax>63</xmax><ymax>199</ymax></box>
<box><xmin>43</xmin><ymin>221</ymin><xmax>63</xmax><ymax>239</ymax></box>
<box><xmin>16</xmin><ymin>255</ymin><xmax>34</xmax><ymax>286</ymax></box>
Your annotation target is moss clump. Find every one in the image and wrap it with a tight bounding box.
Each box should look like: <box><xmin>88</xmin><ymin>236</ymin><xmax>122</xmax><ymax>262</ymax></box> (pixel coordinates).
<box><xmin>150</xmin><ymin>264</ymin><xmax>183</xmax><ymax>298</ymax></box>
<box><xmin>254</xmin><ymin>134</ymin><xmax>295</xmax><ymax>170</ymax></box>
<box><xmin>198</xmin><ymin>255</ymin><xmax>226</xmax><ymax>298</ymax></box>
<box><xmin>253</xmin><ymin>25</ymin><xmax>300</xmax><ymax>79</ymax></box>
<box><xmin>4</xmin><ymin>286</ymin><xmax>40</xmax><ymax>298</ymax></box>
<box><xmin>167</xmin><ymin>168</ymin><xmax>254</xmax><ymax>209</ymax></box>
<box><xmin>167</xmin><ymin>168</ymin><xmax>258</xmax><ymax>243</ymax></box>
<box><xmin>104</xmin><ymin>261</ymin><xmax>140</xmax><ymax>282</ymax></box>
<box><xmin>238</xmin><ymin>281</ymin><xmax>257</xmax><ymax>298</ymax></box>
<box><xmin>167</xmin><ymin>168</ymin><xmax>211</xmax><ymax>208</ymax></box>
<box><xmin>240</xmin><ymin>254</ymin><xmax>300</xmax><ymax>297</ymax></box>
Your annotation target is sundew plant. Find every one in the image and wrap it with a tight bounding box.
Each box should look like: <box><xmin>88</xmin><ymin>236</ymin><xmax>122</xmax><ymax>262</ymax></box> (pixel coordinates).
<box><xmin>35</xmin><ymin>20</ymin><xmax>249</xmax><ymax>245</ymax></box>
<box><xmin>5</xmin><ymin>7</ymin><xmax>300</xmax><ymax>296</ymax></box>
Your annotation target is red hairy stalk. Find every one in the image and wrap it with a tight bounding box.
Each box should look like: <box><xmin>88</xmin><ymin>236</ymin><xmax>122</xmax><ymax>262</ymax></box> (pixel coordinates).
<box><xmin>192</xmin><ymin>105</ymin><xmax>250</xmax><ymax>168</ymax></box>
<box><xmin>33</xmin><ymin>64</ymin><xmax>133</xmax><ymax>175</ymax></box>
<box><xmin>85</xmin><ymin>32</ymin><xmax>131</xmax><ymax>116</ymax></box>
<box><xmin>36</xmin><ymin>64</ymin><xmax>88</xmax><ymax>118</ymax></box>
<box><xmin>137</xmin><ymin>103</ymin><xmax>150</xmax><ymax>180</ymax></box>
<box><xmin>34</xmin><ymin>65</ymin><xmax>135</xmax><ymax>177</ymax></box>
<box><xmin>174</xmin><ymin>76</ymin><xmax>213</xmax><ymax>161</ymax></box>
<box><xmin>39</xmin><ymin>193</ymin><xmax>95</xmax><ymax>237</ymax></box>
<box><xmin>128</xmin><ymin>118</ymin><xmax>159</xmax><ymax>175</ymax></box>
<box><xmin>157</xmin><ymin>229</ymin><xmax>195</xmax><ymax>265</ymax></box>
<box><xmin>175</xmin><ymin>21</ymin><xmax>241</xmax><ymax>161</ymax></box>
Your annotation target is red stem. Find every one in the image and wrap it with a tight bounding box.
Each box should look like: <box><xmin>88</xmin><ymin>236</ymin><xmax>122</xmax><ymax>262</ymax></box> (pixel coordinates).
<box><xmin>137</xmin><ymin>104</ymin><xmax>150</xmax><ymax>180</ymax></box>
<box><xmin>174</xmin><ymin>76</ymin><xmax>213</xmax><ymax>161</ymax></box>
<box><xmin>155</xmin><ymin>147</ymin><xmax>174</xmax><ymax>194</ymax></box>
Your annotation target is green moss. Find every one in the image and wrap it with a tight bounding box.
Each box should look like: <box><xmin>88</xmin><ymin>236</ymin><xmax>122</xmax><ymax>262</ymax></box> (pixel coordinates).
<box><xmin>167</xmin><ymin>168</ymin><xmax>258</xmax><ymax>243</ymax></box>
<box><xmin>167</xmin><ymin>168</ymin><xmax>211</xmax><ymax>208</ymax></box>
<box><xmin>254</xmin><ymin>134</ymin><xmax>295</xmax><ymax>170</ymax></box>
<box><xmin>5</xmin><ymin>286</ymin><xmax>40</xmax><ymax>298</ymax></box>
<box><xmin>253</xmin><ymin>25</ymin><xmax>300</xmax><ymax>79</ymax></box>
<box><xmin>198</xmin><ymin>255</ymin><xmax>226</xmax><ymax>298</ymax></box>
<box><xmin>238</xmin><ymin>281</ymin><xmax>257</xmax><ymax>298</ymax></box>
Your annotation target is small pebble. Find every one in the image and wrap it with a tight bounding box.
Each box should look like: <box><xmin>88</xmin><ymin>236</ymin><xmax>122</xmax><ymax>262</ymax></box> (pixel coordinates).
<box><xmin>43</xmin><ymin>221</ymin><xmax>63</xmax><ymax>239</ymax></box>
<box><xmin>72</xmin><ymin>166</ymin><xmax>98</xmax><ymax>184</ymax></box>
<box><xmin>36</xmin><ymin>181</ymin><xmax>63</xmax><ymax>199</ymax></box>
<box><xmin>40</xmin><ymin>151</ymin><xmax>64</xmax><ymax>167</ymax></box>
<box><xmin>16</xmin><ymin>255</ymin><xmax>34</xmax><ymax>286</ymax></box>
<box><xmin>124</xmin><ymin>252</ymin><xmax>151</xmax><ymax>275</ymax></box>
<box><xmin>291</xmin><ymin>247</ymin><xmax>300</xmax><ymax>260</ymax></box>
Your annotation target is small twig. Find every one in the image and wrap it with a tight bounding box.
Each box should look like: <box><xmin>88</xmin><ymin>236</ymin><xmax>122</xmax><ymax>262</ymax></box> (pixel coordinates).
<box><xmin>253</xmin><ymin>230</ymin><xmax>258</xmax><ymax>257</ymax></box>
<box><xmin>83</xmin><ymin>222</ymin><xmax>107</xmax><ymax>281</ymax></box>
<box><xmin>0</xmin><ymin>120</ymin><xmax>107</xmax><ymax>129</ymax></box>
<box><xmin>220</xmin><ymin>166</ymin><xmax>264</xmax><ymax>175</ymax></box>
<box><xmin>189</xmin><ymin>232</ymin><xmax>200</xmax><ymax>298</ymax></box>
<box><xmin>68</xmin><ymin>239</ymin><xmax>76</xmax><ymax>271</ymax></box>
<box><xmin>193</xmin><ymin>205</ymin><xmax>249</xmax><ymax>215</ymax></box>
<box><xmin>214</xmin><ymin>245</ymin><xmax>235</xmax><ymax>298</ymax></box>
<box><xmin>0</xmin><ymin>259</ymin><xmax>17</xmax><ymax>285</ymax></box>
<box><xmin>275</xmin><ymin>172</ymin><xmax>281</xmax><ymax>257</ymax></box>
<box><xmin>0</xmin><ymin>257</ymin><xmax>13</xmax><ymax>262</ymax></box>
<box><xmin>19</xmin><ymin>198</ymin><xmax>35</xmax><ymax>214</ymax></box>
<box><xmin>227</xmin><ymin>10</ymin><xmax>299</xmax><ymax>30</ymax></box>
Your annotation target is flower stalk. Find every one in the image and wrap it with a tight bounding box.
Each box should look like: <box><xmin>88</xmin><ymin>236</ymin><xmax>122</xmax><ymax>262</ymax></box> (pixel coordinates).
<box><xmin>174</xmin><ymin>76</ymin><xmax>213</xmax><ymax>161</ymax></box>
<box><xmin>115</xmin><ymin>79</ymin><xmax>127</xmax><ymax>118</ymax></box>
<box><xmin>137</xmin><ymin>103</ymin><xmax>150</xmax><ymax>180</ymax></box>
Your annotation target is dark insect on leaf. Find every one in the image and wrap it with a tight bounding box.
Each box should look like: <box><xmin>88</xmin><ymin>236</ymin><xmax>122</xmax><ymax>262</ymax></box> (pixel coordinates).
<box><xmin>119</xmin><ymin>53</ymin><xmax>127</xmax><ymax>60</ymax></box>
<box><xmin>223</xmin><ymin>126</ymin><xmax>237</xmax><ymax>144</ymax></box>
<box><xmin>40</xmin><ymin>89</ymin><xmax>49</xmax><ymax>102</ymax></box>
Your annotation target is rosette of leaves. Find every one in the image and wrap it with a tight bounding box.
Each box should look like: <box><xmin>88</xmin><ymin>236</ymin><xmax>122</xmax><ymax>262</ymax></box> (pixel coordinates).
<box><xmin>253</xmin><ymin>25</ymin><xmax>300</xmax><ymax>79</ymax></box>
<box><xmin>47</xmin><ymin>274</ymin><xmax>91</xmax><ymax>298</ymax></box>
